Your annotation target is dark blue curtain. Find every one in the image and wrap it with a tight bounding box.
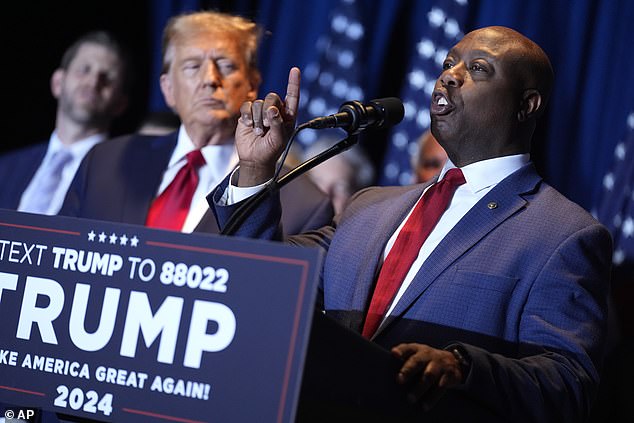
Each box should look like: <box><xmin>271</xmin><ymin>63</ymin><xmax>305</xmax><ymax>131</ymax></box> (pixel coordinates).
<box><xmin>471</xmin><ymin>0</ymin><xmax>634</xmax><ymax>211</ymax></box>
<box><xmin>148</xmin><ymin>0</ymin><xmax>634</xmax><ymax>212</ymax></box>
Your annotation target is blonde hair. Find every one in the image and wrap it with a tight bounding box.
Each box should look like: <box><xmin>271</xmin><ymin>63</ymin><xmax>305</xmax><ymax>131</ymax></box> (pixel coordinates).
<box><xmin>161</xmin><ymin>11</ymin><xmax>261</xmax><ymax>85</ymax></box>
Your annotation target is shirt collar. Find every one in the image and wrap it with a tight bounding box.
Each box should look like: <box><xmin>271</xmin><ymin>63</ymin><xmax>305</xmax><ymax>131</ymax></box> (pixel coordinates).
<box><xmin>174</xmin><ymin>125</ymin><xmax>237</xmax><ymax>168</ymax></box>
<box><xmin>439</xmin><ymin>154</ymin><xmax>530</xmax><ymax>194</ymax></box>
<box><xmin>48</xmin><ymin>131</ymin><xmax>107</xmax><ymax>159</ymax></box>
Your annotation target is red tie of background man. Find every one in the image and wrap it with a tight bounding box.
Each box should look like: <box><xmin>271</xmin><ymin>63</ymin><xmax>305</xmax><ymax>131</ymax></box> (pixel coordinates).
<box><xmin>146</xmin><ymin>149</ymin><xmax>206</xmax><ymax>231</ymax></box>
<box><xmin>361</xmin><ymin>168</ymin><xmax>466</xmax><ymax>338</ymax></box>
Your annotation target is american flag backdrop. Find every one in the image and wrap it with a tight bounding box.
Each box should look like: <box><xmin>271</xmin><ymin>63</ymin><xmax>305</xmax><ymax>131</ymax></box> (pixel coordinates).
<box><xmin>379</xmin><ymin>0</ymin><xmax>469</xmax><ymax>185</ymax></box>
<box><xmin>594</xmin><ymin>111</ymin><xmax>634</xmax><ymax>269</ymax></box>
<box><xmin>296</xmin><ymin>0</ymin><xmax>365</xmax><ymax>148</ymax></box>
<box><xmin>295</xmin><ymin>0</ymin><xmax>469</xmax><ymax>184</ymax></box>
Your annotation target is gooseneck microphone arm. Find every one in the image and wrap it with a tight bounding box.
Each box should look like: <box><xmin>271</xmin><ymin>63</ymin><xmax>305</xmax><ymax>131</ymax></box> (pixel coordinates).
<box><xmin>219</xmin><ymin>97</ymin><xmax>404</xmax><ymax>236</ymax></box>
<box><xmin>276</xmin><ymin>132</ymin><xmax>359</xmax><ymax>187</ymax></box>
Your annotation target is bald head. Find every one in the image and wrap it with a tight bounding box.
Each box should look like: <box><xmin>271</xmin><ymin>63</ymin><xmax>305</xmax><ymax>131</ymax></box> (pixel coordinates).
<box><xmin>465</xmin><ymin>26</ymin><xmax>554</xmax><ymax>115</ymax></box>
<box><xmin>430</xmin><ymin>26</ymin><xmax>554</xmax><ymax>166</ymax></box>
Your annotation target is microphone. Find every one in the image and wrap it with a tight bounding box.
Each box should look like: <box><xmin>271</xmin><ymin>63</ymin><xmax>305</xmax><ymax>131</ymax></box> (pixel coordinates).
<box><xmin>304</xmin><ymin>97</ymin><xmax>404</xmax><ymax>133</ymax></box>
<box><xmin>221</xmin><ymin>98</ymin><xmax>403</xmax><ymax>235</ymax></box>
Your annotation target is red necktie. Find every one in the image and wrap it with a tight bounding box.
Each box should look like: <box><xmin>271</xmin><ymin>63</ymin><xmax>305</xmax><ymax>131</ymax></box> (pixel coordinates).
<box><xmin>146</xmin><ymin>150</ymin><xmax>206</xmax><ymax>231</ymax></box>
<box><xmin>361</xmin><ymin>168</ymin><xmax>466</xmax><ymax>338</ymax></box>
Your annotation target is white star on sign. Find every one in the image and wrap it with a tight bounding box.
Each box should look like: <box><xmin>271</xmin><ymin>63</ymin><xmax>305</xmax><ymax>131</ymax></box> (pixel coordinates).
<box><xmin>98</xmin><ymin>232</ymin><xmax>107</xmax><ymax>243</ymax></box>
<box><xmin>109</xmin><ymin>233</ymin><xmax>118</xmax><ymax>244</ymax></box>
<box><xmin>87</xmin><ymin>230</ymin><xmax>96</xmax><ymax>242</ymax></box>
<box><xmin>119</xmin><ymin>234</ymin><xmax>128</xmax><ymax>246</ymax></box>
<box><xmin>130</xmin><ymin>236</ymin><xmax>139</xmax><ymax>247</ymax></box>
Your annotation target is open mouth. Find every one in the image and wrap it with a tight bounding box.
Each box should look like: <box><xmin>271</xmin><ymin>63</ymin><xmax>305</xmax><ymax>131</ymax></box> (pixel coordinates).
<box><xmin>431</xmin><ymin>92</ymin><xmax>454</xmax><ymax>116</ymax></box>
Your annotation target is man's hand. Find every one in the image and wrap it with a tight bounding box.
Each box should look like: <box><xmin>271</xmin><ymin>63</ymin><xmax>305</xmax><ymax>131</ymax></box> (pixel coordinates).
<box><xmin>392</xmin><ymin>343</ymin><xmax>465</xmax><ymax>411</ymax></box>
<box><xmin>235</xmin><ymin>67</ymin><xmax>300</xmax><ymax>187</ymax></box>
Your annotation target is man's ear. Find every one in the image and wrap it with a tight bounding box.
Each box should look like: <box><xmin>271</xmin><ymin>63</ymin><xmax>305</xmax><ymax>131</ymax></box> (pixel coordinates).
<box><xmin>247</xmin><ymin>72</ymin><xmax>260</xmax><ymax>102</ymax></box>
<box><xmin>160</xmin><ymin>73</ymin><xmax>176</xmax><ymax>108</ymax></box>
<box><xmin>518</xmin><ymin>89</ymin><xmax>543</xmax><ymax>122</ymax></box>
<box><xmin>247</xmin><ymin>85</ymin><xmax>258</xmax><ymax>102</ymax></box>
<box><xmin>51</xmin><ymin>69</ymin><xmax>64</xmax><ymax>99</ymax></box>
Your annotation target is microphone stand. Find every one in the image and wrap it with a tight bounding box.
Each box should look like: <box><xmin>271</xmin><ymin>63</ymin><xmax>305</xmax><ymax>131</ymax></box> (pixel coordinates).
<box><xmin>220</xmin><ymin>131</ymin><xmax>360</xmax><ymax>236</ymax></box>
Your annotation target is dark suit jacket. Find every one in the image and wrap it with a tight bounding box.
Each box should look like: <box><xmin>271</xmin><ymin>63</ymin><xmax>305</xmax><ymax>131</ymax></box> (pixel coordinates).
<box><xmin>211</xmin><ymin>163</ymin><xmax>612</xmax><ymax>422</ymax></box>
<box><xmin>0</xmin><ymin>142</ymin><xmax>47</xmax><ymax>209</ymax></box>
<box><xmin>59</xmin><ymin>131</ymin><xmax>333</xmax><ymax>235</ymax></box>
<box><xmin>0</xmin><ymin>142</ymin><xmax>63</xmax><ymax>423</ymax></box>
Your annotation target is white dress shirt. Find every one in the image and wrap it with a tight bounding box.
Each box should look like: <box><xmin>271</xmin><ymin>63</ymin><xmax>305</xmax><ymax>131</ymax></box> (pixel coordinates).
<box><xmin>156</xmin><ymin>125</ymin><xmax>238</xmax><ymax>233</ymax></box>
<box><xmin>18</xmin><ymin>131</ymin><xmax>105</xmax><ymax>215</ymax></box>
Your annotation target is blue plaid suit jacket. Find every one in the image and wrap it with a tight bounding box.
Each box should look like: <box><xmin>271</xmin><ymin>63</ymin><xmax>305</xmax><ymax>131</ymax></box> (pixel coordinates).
<box><xmin>211</xmin><ymin>163</ymin><xmax>611</xmax><ymax>422</ymax></box>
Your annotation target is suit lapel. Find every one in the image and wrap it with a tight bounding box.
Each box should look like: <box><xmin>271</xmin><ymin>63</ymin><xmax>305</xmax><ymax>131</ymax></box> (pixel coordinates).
<box><xmin>372</xmin><ymin>164</ymin><xmax>542</xmax><ymax>338</ymax></box>
<box><xmin>121</xmin><ymin>133</ymin><xmax>177</xmax><ymax>224</ymax></box>
<box><xmin>15</xmin><ymin>144</ymin><xmax>47</xmax><ymax>208</ymax></box>
<box><xmin>330</xmin><ymin>183</ymin><xmax>430</xmax><ymax>325</ymax></box>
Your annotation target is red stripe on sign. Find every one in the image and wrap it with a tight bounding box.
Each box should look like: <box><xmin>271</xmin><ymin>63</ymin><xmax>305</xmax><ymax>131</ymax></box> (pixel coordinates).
<box><xmin>0</xmin><ymin>221</ymin><xmax>80</xmax><ymax>236</ymax></box>
<box><xmin>0</xmin><ymin>385</ymin><xmax>46</xmax><ymax>396</ymax></box>
<box><xmin>122</xmin><ymin>408</ymin><xmax>207</xmax><ymax>423</ymax></box>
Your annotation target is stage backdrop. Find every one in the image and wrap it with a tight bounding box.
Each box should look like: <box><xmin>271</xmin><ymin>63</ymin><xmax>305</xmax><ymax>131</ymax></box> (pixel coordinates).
<box><xmin>145</xmin><ymin>0</ymin><xmax>634</xmax><ymax>213</ymax></box>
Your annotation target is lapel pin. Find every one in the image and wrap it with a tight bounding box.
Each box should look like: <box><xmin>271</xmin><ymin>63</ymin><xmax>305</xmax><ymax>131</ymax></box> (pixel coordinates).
<box><xmin>487</xmin><ymin>201</ymin><xmax>498</xmax><ymax>209</ymax></box>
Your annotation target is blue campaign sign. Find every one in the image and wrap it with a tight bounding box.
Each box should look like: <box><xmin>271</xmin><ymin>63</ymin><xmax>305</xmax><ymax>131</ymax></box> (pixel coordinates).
<box><xmin>0</xmin><ymin>209</ymin><xmax>321</xmax><ymax>422</ymax></box>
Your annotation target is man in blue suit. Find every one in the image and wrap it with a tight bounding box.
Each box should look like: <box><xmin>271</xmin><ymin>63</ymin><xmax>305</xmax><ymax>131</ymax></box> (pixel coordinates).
<box><xmin>0</xmin><ymin>31</ymin><xmax>129</xmax><ymax>215</ymax></box>
<box><xmin>210</xmin><ymin>27</ymin><xmax>612</xmax><ymax>422</ymax></box>
<box><xmin>0</xmin><ymin>30</ymin><xmax>129</xmax><ymax>423</ymax></box>
<box><xmin>59</xmin><ymin>11</ymin><xmax>332</xmax><ymax>235</ymax></box>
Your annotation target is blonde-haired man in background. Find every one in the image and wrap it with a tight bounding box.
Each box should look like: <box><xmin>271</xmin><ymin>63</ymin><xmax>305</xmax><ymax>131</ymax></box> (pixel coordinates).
<box><xmin>60</xmin><ymin>11</ymin><xmax>332</xmax><ymax>235</ymax></box>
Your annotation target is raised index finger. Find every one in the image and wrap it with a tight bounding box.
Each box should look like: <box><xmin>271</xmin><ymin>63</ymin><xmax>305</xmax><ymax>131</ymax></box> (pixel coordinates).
<box><xmin>284</xmin><ymin>67</ymin><xmax>301</xmax><ymax>119</ymax></box>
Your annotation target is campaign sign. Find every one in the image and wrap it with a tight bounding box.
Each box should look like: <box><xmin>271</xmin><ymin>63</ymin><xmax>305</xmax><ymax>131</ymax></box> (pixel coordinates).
<box><xmin>0</xmin><ymin>209</ymin><xmax>321</xmax><ymax>422</ymax></box>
